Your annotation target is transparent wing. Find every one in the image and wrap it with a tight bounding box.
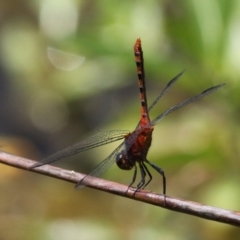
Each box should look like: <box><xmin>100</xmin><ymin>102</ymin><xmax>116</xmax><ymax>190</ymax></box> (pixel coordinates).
<box><xmin>135</xmin><ymin>70</ymin><xmax>185</xmax><ymax>129</ymax></box>
<box><xmin>148</xmin><ymin>70</ymin><xmax>185</xmax><ymax>112</ymax></box>
<box><xmin>30</xmin><ymin>130</ymin><xmax>129</xmax><ymax>168</ymax></box>
<box><xmin>151</xmin><ymin>83</ymin><xmax>226</xmax><ymax>126</ymax></box>
<box><xmin>76</xmin><ymin>128</ymin><xmax>142</xmax><ymax>188</ymax></box>
<box><xmin>76</xmin><ymin>141</ymin><xmax>126</xmax><ymax>188</ymax></box>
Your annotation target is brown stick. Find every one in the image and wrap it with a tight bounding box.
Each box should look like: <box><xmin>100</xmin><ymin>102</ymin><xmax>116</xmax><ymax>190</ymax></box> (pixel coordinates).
<box><xmin>0</xmin><ymin>151</ymin><xmax>239</xmax><ymax>227</ymax></box>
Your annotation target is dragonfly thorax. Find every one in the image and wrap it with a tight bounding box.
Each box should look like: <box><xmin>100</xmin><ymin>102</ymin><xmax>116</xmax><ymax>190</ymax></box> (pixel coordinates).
<box><xmin>116</xmin><ymin>127</ymin><xmax>154</xmax><ymax>170</ymax></box>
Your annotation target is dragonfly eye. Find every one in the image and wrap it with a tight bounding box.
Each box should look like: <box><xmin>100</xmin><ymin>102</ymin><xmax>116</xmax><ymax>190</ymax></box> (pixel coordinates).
<box><xmin>116</xmin><ymin>153</ymin><xmax>134</xmax><ymax>170</ymax></box>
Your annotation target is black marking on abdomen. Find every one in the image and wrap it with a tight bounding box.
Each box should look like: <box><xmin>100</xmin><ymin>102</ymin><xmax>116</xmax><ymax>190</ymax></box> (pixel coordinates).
<box><xmin>138</xmin><ymin>73</ymin><xmax>143</xmax><ymax>79</ymax></box>
<box><xmin>141</xmin><ymin>100</ymin><xmax>146</xmax><ymax>107</ymax></box>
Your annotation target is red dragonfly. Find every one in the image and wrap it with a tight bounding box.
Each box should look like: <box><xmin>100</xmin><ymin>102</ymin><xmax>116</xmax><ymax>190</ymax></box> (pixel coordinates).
<box><xmin>31</xmin><ymin>39</ymin><xmax>225</xmax><ymax>194</ymax></box>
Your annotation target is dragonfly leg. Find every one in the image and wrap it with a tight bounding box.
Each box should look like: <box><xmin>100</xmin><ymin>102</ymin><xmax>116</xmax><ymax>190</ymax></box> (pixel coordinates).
<box><xmin>145</xmin><ymin>159</ymin><xmax>166</xmax><ymax>195</ymax></box>
<box><xmin>141</xmin><ymin>161</ymin><xmax>153</xmax><ymax>189</ymax></box>
<box><xmin>136</xmin><ymin>161</ymin><xmax>147</xmax><ymax>190</ymax></box>
<box><xmin>128</xmin><ymin>164</ymin><xmax>137</xmax><ymax>190</ymax></box>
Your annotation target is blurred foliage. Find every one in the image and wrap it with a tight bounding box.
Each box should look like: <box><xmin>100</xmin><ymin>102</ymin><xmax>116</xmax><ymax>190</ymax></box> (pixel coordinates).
<box><xmin>0</xmin><ymin>0</ymin><xmax>240</xmax><ymax>239</ymax></box>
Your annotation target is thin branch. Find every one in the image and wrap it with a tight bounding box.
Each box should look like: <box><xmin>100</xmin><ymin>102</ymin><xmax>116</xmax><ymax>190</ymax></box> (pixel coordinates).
<box><xmin>0</xmin><ymin>151</ymin><xmax>239</xmax><ymax>227</ymax></box>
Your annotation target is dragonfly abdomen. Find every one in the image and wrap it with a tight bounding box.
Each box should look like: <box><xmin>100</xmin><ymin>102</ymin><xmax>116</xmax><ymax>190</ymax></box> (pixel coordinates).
<box><xmin>134</xmin><ymin>38</ymin><xmax>151</xmax><ymax>127</ymax></box>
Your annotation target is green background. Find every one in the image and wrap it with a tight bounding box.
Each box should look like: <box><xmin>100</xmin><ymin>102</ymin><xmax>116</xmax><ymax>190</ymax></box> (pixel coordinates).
<box><xmin>0</xmin><ymin>0</ymin><xmax>240</xmax><ymax>239</ymax></box>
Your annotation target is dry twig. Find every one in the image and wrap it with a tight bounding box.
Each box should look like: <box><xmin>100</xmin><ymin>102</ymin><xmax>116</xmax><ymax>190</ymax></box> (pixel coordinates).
<box><xmin>0</xmin><ymin>151</ymin><xmax>239</xmax><ymax>227</ymax></box>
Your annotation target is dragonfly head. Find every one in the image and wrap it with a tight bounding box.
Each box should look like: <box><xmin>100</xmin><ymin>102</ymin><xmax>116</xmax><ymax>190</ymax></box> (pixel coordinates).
<box><xmin>116</xmin><ymin>153</ymin><xmax>134</xmax><ymax>170</ymax></box>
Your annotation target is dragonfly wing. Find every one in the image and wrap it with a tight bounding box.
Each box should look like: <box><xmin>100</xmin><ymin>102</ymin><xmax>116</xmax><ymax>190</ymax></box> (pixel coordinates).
<box><xmin>148</xmin><ymin>70</ymin><xmax>185</xmax><ymax>112</ymax></box>
<box><xmin>151</xmin><ymin>83</ymin><xmax>226</xmax><ymax>126</ymax></box>
<box><xmin>76</xmin><ymin>129</ymin><xmax>143</xmax><ymax>188</ymax></box>
<box><xmin>76</xmin><ymin>141</ymin><xmax>126</xmax><ymax>188</ymax></box>
<box><xmin>135</xmin><ymin>70</ymin><xmax>185</xmax><ymax>129</ymax></box>
<box><xmin>30</xmin><ymin>130</ymin><xmax>129</xmax><ymax>169</ymax></box>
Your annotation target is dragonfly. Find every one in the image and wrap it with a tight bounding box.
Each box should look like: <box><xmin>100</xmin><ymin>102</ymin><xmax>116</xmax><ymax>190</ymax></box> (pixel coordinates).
<box><xmin>31</xmin><ymin>39</ymin><xmax>225</xmax><ymax>195</ymax></box>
